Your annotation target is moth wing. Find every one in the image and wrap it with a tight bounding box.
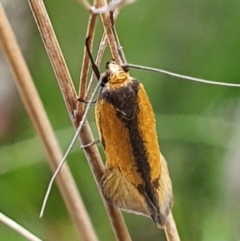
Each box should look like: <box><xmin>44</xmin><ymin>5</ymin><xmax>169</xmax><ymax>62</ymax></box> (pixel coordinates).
<box><xmin>154</xmin><ymin>154</ymin><xmax>173</xmax><ymax>227</ymax></box>
<box><xmin>101</xmin><ymin>165</ymin><xmax>151</xmax><ymax>217</ymax></box>
<box><xmin>111</xmin><ymin>83</ymin><xmax>138</xmax><ymax>121</ymax></box>
<box><xmin>95</xmin><ymin>99</ymin><xmax>106</xmax><ymax>145</ymax></box>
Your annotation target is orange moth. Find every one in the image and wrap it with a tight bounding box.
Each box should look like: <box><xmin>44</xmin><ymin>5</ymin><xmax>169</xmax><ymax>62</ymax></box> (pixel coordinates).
<box><xmin>95</xmin><ymin>60</ymin><xmax>173</xmax><ymax>227</ymax></box>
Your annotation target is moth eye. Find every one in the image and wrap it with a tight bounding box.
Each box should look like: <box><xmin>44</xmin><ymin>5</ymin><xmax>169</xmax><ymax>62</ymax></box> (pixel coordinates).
<box><xmin>122</xmin><ymin>65</ymin><xmax>129</xmax><ymax>73</ymax></box>
<box><xmin>101</xmin><ymin>75</ymin><xmax>108</xmax><ymax>87</ymax></box>
<box><xmin>105</xmin><ymin>61</ymin><xmax>110</xmax><ymax>69</ymax></box>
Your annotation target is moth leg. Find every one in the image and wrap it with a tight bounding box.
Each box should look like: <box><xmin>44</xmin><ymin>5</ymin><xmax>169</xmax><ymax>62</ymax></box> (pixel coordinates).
<box><xmin>78</xmin><ymin>97</ymin><xmax>97</xmax><ymax>105</ymax></box>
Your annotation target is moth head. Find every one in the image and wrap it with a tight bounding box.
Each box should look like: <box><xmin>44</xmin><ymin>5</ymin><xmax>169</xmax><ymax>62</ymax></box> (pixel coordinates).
<box><xmin>106</xmin><ymin>60</ymin><xmax>122</xmax><ymax>75</ymax></box>
<box><xmin>105</xmin><ymin>60</ymin><xmax>129</xmax><ymax>86</ymax></box>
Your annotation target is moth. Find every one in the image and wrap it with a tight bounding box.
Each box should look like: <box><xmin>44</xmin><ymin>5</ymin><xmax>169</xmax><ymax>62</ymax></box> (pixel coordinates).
<box><xmin>95</xmin><ymin>60</ymin><xmax>173</xmax><ymax>228</ymax></box>
<box><xmin>40</xmin><ymin>44</ymin><xmax>173</xmax><ymax>225</ymax></box>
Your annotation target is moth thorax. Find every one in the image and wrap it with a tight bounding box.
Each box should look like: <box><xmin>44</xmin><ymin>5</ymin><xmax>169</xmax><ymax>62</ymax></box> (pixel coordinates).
<box><xmin>109</xmin><ymin>71</ymin><xmax>129</xmax><ymax>85</ymax></box>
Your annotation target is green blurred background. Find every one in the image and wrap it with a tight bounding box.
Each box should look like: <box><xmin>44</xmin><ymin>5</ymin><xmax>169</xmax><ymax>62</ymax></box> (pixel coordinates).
<box><xmin>1</xmin><ymin>0</ymin><xmax>240</xmax><ymax>240</ymax></box>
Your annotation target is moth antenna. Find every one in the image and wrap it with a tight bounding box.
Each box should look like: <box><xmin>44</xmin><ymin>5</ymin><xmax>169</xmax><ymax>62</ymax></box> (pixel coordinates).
<box><xmin>85</xmin><ymin>36</ymin><xmax>100</xmax><ymax>80</ymax></box>
<box><xmin>125</xmin><ymin>63</ymin><xmax>240</xmax><ymax>88</ymax></box>
<box><xmin>39</xmin><ymin>79</ymin><xmax>102</xmax><ymax>218</ymax></box>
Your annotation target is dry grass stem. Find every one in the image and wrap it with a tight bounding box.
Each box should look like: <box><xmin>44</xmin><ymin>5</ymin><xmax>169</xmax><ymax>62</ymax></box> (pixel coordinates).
<box><xmin>164</xmin><ymin>212</ymin><xmax>180</xmax><ymax>241</ymax></box>
<box><xmin>78</xmin><ymin>0</ymin><xmax>98</xmax><ymax>119</ymax></box>
<box><xmin>0</xmin><ymin>212</ymin><xmax>42</xmax><ymax>241</ymax></box>
<box><xmin>27</xmin><ymin>0</ymin><xmax>132</xmax><ymax>240</ymax></box>
<box><xmin>28</xmin><ymin>0</ymin><xmax>77</xmax><ymax>113</ymax></box>
<box><xmin>95</xmin><ymin>0</ymin><xmax>122</xmax><ymax>64</ymax></box>
<box><xmin>0</xmin><ymin>3</ymin><xmax>98</xmax><ymax>241</ymax></box>
<box><xmin>77</xmin><ymin>0</ymin><xmax>92</xmax><ymax>11</ymax></box>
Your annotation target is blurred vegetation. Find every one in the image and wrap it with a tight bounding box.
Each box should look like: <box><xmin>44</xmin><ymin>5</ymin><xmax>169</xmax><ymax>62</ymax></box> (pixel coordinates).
<box><xmin>1</xmin><ymin>0</ymin><xmax>240</xmax><ymax>240</ymax></box>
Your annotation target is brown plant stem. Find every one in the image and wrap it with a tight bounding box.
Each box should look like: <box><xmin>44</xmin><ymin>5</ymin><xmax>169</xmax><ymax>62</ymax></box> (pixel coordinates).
<box><xmin>77</xmin><ymin>0</ymin><xmax>98</xmax><ymax>121</ymax></box>
<box><xmin>0</xmin><ymin>3</ymin><xmax>98</xmax><ymax>241</ymax></box>
<box><xmin>28</xmin><ymin>0</ymin><xmax>77</xmax><ymax>114</ymax></box>
<box><xmin>95</xmin><ymin>0</ymin><xmax>122</xmax><ymax>64</ymax></box>
<box><xmin>164</xmin><ymin>212</ymin><xmax>180</xmax><ymax>241</ymax></box>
